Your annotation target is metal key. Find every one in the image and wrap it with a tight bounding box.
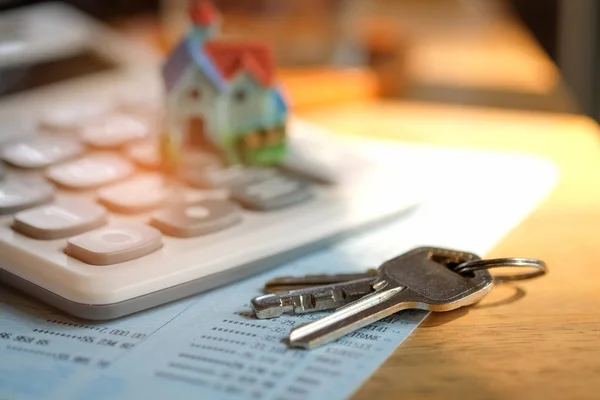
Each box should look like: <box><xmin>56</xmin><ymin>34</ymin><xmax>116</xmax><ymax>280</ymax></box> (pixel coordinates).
<box><xmin>287</xmin><ymin>247</ymin><xmax>494</xmax><ymax>349</ymax></box>
<box><xmin>253</xmin><ymin>277</ymin><xmax>376</xmax><ymax>319</ymax></box>
<box><xmin>263</xmin><ymin>269</ymin><xmax>378</xmax><ymax>293</ymax></box>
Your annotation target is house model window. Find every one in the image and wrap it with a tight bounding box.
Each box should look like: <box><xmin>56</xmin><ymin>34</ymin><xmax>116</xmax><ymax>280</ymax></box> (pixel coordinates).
<box><xmin>234</xmin><ymin>89</ymin><xmax>246</xmax><ymax>103</ymax></box>
<box><xmin>189</xmin><ymin>88</ymin><xmax>201</xmax><ymax>101</ymax></box>
<box><xmin>161</xmin><ymin>0</ymin><xmax>289</xmax><ymax>167</ymax></box>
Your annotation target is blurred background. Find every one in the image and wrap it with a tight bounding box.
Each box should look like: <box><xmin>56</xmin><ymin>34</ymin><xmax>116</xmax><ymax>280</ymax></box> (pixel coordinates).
<box><xmin>1</xmin><ymin>0</ymin><xmax>598</xmax><ymax>120</ymax></box>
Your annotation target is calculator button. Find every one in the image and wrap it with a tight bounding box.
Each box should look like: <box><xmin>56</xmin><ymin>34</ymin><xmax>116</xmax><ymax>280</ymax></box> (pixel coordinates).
<box><xmin>13</xmin><ymin>200</ymin><xmax>107</xmax><ymax>240</ymax></box>
<box><xmin>66</xmin><ymin>224</ymin><xmax>163</xmax><ymax>266</ymax></box>
<box><xmin>230</xmin><ymin>175</ymin><xmax>312</xmax><ymax>211</ymax></box>
<box><xmin>1</xmin><ymin>138</ymin><xmax>84</xmax><ymax>169</ymax></box>
<box><xmin>40</xmin><ymin>102</ymin><xmax>111</xmax><ymax>132</ymax></box>
<box><xmin>97</xmin><ymin>174</ymin><xmax>169</xmax><ymax>213</ymax></box>
<box><xmin>282</xmin><ymin>146</ymin><xmax>339</xmax><ymax>185</ymax></box>
<box><xmin>184</xmin><ymin>164</ymin><xmax>275</xmax><ymax>189</ymax></box>
<box><xmin>176</xmin><ymin>153</ymin><xmax>223</xmax><ymax>187</ymax></box>
<box><xmin>125</xmin><ymin>140</ymin><xmax>161</xmax><ymax>169</ymax></box>
<box><xmin>0</xmin><ymin>118</ymin><xmax>36</xmax><ymax>147</ymax></box>
<box><xmin>46</xmin><ymin>154</ymin><xmax>135</xmax><ymax>190</ymax></box>
<box><xmin>0</xmin><ymin>180</ymin><xmax>54</xmax><ymax>215</ymax></box>
<box><xmin>150</xmin><ymin>199</ymin><xmax>240</xmax><ymax>237</ymax></box>
<box><xmin>118</xmin><ymin>100</ymin><xmax>164</xmax><ymax>125</ymax></box>
<box><xmin>80</xmin><ymin>113</ymin><xmax>152</xmax><ymax>149</ymax></box>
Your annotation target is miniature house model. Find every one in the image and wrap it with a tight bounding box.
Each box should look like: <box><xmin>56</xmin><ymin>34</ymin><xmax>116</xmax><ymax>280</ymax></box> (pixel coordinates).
<box><xmin>161</xmin><ymin>1</ymin><xmax>288</xmax><ymax>167</ymax></box>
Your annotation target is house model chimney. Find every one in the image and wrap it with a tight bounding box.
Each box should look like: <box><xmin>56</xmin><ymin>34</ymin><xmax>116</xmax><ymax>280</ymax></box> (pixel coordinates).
<box><xmin>189</xmin><ymin>0</ymin><xmax>221</xmax><ymax>43</ymax></box>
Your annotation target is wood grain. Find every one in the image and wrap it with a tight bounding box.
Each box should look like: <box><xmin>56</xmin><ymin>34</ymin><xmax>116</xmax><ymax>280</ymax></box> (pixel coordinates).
<box><xmin>298</xmin><ymin>101</ymin><xmax>600</xmax><ymax>400</ymax></box>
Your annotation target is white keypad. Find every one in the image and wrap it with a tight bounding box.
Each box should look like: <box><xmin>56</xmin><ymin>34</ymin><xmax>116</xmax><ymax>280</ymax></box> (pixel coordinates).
<box><xmin>13</xmin><ymin>200</ymin><xmax>107</xmax><ymax>240</ymax></box>
<box><xmin>1</xmin><ymin>137</ymin><xmax>84</xmax><ymax>169</ymax></box>
<box><xmin>46</xmin><ymin>154</ymin><xmax>135</xmax><ymax>189</ymax></box>
<box><xmin>97</xmin><ymin>173</ymin><xmax>170</xmax><ymax>213</ymax></box>
<box><xmin>80</xmin><ymin>113</ymin><xmax>152</xmax><ymax>149</ymax></box>
<box><xmin>0</xmin><ymin>179</ymin><xmax>54</xmax><ymax>215</ymax></box>
<box><xmin>66</xmin><ymin>224</ymin><xmax>163</xmax><ymax>265</ymax></box>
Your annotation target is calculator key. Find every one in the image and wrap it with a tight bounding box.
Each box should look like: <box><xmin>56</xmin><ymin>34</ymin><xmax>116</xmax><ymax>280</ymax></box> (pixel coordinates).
<box><xmin>0</xmin><ymin>118</ymin><xmax>36</xmax><ymax>147</ymax></box>
<box><xmin>1</xmin><ymin>138</ymin><xmax>84</xmax><ymax>169</ymax></box>
<box><xmin>66</xmin><ymin>224</ymin><xmax>163</xmax><ymax>266</ymax></box>
<box><xmin>150</xmin><ymin>199</ymin><xmax>240</xmax><ymax>237</ymax></box>
<box><xmin>282</xmin><ymin>146</ymin><xmax>339</xmax><ymax>185</ymax></box>
<box><xmin>118</xmin><ymin>100</ymin><xmax>164</xmax><ymax>126</ymax></box>
<box><xmin>125</xmin><ymin>140</ymin><xmax>161</xmax><ymax>169</ymax></box>
<box><xmin>184</xmin><ymin>164</ymin><xmax>275</xmax><ymax>189</ymax></box>
<box><xmin>40</xmin><ymin>101</ymin><xmax>111</xmax><ymax>132</ymax></box>
<box><xmin>230</xmin><ymin>175</ymin><xmax>312</xmax><ymax>211</ymax></box>
<box><xmin>97</xmin><ymin>174</ymin><xmax>169</xmax><ymax>213</ymax></box>
<box><xmin>176</xmin><ymin>152</ymin><xmax>223</xmax><ymax>187</ymax></box>
<box><xmin>46</xmin><ymin>154</ymin><xmax>135</xmax><ymax>190</ymax></box>
<box><xmin>13</xmin><ymin>200</ymin><xmax>107</xmax><ymax>240</ymax></box>
<box><xmin>80</xmin><ymin>113</ymin><xmax>152</xmax><ymax>149</ymax></box>
<box><xmin>0</xmin><ymin>180</ymin><xmax>54</xmax><ymax>215</ymax></box>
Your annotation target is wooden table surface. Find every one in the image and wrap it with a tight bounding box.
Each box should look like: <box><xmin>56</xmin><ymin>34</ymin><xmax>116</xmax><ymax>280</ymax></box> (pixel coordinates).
<box><xmin>297</xmin><ymin>101</ymin><xmax>600</xmax><ymax>399</ymax></box>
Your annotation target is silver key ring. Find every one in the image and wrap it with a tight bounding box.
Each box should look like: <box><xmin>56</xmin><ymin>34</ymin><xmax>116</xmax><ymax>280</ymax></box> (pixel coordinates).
<box><xmin>454</xmin><ymin>257</ymin><xmax>547</xmax><ymax>283</ymax></box>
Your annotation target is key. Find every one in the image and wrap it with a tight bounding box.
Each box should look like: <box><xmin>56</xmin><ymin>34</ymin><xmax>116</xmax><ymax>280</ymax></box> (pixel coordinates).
<box><xmin>230</xmin><ymin>173</ymin><xmax>312</xmax><ymax>211</ymax></box>
<box><xmin>126</xmin><ymin>140</ymin><xmax>161</xmax><ymax>169</ymax></box>
<box><xmin>183</xmin><ymin>164</ymin><xmax>273</xmax><ymax>189</ymax></box>
<box><xmin>0</xmin><ymin>118</ymin><xmax>36</xmax><ymax>147</ymax></box>
<box><xmin>0</xmin><ymin>179</ymin><xmax>55</xmax><ymax>215</ymax></box>
<box><xmin>40</xmin><ymin>101</ymin><xmax>111</xmax><ymax>132</ymax></box>
<box><xmin>286</xmin><ymin>247</ymin><xmax>494</xmax><ymax>349</ymax></box>
<box><xmin>80</xmin><ymin>113</ymin><xmax>153</xmax><ymax>149</ymax></box>
<box><xmin>252</xmin><ymin>277</ymin><xmax>376</xmax><ymax>319</ymax></box>
<box><xmin>97</xmin><ymin>173</ymin><xmax>170</xmax><ymax>213</ymax></box>
<box><xmin>281</xmin><ymin>144</ymin><xmax>340</xmax><ymax>185</ymax></box>
<box><xmin>150</xmin><ymin>199</ymin><xmax>241</xmax><ymax>237</ymax></box>
<box><xmin>46</xmin><ymin>154</ymin><xmax>134</xmax><ymax>190</ymax></box>
<box><xmin>13</xmin><ymin>200</ymin><xmax>107</xmax><ymax>240</ymax></box>
<box><xmin>1</xmin><ymin>137</ymin><xmax>84</xmax><ymax>169</ymax></box>
<box><xmin>263</xmin><ymin>270</ymin><xmax>378</xmax><ymax>293</ymax></box>
<box><xmin>66</xmin><ymin>224</ymin><xmax>163</xmax><ymax>265</ymax></box>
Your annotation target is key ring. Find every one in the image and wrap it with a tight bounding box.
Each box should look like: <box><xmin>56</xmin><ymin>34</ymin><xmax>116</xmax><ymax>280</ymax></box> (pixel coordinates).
<box><xmin>454</xmin><ymin>257</ymin><xmax>547</xmax><ymax>283</ymax></box>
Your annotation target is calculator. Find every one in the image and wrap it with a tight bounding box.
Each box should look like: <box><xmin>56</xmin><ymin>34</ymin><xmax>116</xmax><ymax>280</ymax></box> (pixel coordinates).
<box><xmin>0</xmin><ymin>3</ymin><xmax>419</xmax><ymax>320</ymax></box>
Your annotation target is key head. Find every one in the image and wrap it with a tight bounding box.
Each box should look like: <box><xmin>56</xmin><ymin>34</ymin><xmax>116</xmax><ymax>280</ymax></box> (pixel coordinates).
<box><xmin>377</xmin><ymin>247</ymin><xmax>493</xmax><ymax>311</ymax></box>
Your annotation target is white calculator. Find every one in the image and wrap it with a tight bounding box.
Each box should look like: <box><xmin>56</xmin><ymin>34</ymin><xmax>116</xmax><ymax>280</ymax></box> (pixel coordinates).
<box><xmin>0</xmin><ymin>3</ymin><xmax>419</xmax><ymax>320</ymax></box>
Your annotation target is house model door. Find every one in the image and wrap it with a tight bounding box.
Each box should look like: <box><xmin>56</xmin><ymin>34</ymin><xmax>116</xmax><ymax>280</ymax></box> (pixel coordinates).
<box><xmin>186</xmin><ymin>117</ymin><xmax>216</xmax><ymax>153</ymax></box>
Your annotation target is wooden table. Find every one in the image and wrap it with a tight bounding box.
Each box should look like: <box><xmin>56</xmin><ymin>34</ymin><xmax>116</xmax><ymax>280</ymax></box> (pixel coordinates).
<box><xmin>297</xmin><ymin>101</ymin><xmax>600</xmax><ymax>399</ymax></box>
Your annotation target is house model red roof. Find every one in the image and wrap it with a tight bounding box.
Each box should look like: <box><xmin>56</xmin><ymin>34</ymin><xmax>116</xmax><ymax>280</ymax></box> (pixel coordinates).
<box><xmin>203</xmin><ymin>41</ymin><xmax>275</xmax><ymax>87</ymax></box>
<box><xmin>189</xmin><ymin>1</ymin><xmax>219</xmax><ymax>26</ymax></box>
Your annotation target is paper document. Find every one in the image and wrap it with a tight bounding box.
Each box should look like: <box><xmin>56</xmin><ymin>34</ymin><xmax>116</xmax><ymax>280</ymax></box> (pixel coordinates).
<box><xmin>0</xmin><ymin>221</ymin><xmax>430</xmax><ymax>400</ymax></box>
<box><xmin>0</xmin><ymin>144</ymin><xmax>558</xmax><ymax>400</ymax></box>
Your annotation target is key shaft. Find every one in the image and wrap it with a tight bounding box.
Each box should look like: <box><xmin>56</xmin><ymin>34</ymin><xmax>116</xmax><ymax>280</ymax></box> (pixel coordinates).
<box><xmin>252</xmin><ymin>277</ymin><xmax>375</xmax><ymax>319</ymax></box>
<box><xmin>289</xmin><ymin>285</ymin><xmax>408</xmax><ymax>348</ymax></box>
<box><xmin>263</xmin><ymin>270</ymin><xmax>377</xmax><ymax>293</ymax></box>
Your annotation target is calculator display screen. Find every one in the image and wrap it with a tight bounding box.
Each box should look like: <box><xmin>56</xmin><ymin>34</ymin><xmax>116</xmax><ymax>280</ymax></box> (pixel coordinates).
<box><xmin>0</xmin><ymin>49</ymin><xmax>118</xmax><ymax>97</ymax></box>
